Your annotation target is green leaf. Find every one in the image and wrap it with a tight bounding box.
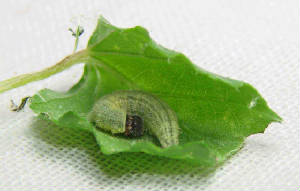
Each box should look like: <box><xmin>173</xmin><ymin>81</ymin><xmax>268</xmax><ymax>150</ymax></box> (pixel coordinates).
<box><xmin>13</xmin><ymin>16</ymin><xmax>282</xmax><ymax>166</ymax></box>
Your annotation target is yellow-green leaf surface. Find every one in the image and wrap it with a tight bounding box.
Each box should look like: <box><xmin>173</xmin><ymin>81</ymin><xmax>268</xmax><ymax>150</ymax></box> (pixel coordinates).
<box><xmin>28</xmin><ymin>16</ymin><xmax>281</xmax><ymax>166</ymax></box>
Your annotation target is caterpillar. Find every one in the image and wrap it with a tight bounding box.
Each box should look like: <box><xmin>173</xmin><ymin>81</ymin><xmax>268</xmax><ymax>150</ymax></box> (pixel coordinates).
<box><xmin>88</xmin><ymin>90</ymin><xmax>179</xmax><ymax>148</ymax></box>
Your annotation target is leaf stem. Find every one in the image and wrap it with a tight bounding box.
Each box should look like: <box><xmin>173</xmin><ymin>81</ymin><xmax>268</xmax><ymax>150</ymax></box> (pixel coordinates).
<box><xmin>0</xmin><ymin>49</ymin><xmax>89</xmax><ymax>93</ymax></box>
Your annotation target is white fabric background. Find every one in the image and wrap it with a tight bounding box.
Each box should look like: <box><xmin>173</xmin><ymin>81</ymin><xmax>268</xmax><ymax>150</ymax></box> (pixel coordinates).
<box><xmin>0</xmin><ymin>0</ymin><xmax>299</xmax><ymax>190</ymax></box>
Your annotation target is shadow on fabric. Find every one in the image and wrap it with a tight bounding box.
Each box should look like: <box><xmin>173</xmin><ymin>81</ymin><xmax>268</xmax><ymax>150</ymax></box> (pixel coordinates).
<box><xmin>28</xmin><ymin>117</ymin><xmax>218</xmax><ymax>184</ymax></box>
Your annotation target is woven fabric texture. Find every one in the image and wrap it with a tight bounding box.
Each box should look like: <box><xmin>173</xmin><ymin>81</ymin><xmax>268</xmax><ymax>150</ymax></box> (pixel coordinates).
<box><xmin>0</xmin><ymin>0</ymin><xmax>299</xmax><ymax>190</ymax></box>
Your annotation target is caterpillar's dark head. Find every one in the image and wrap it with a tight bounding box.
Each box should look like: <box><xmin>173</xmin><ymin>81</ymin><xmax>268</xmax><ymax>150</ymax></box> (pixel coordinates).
<box><xmin>125</xmin><ymin>115</ymin><xmax>144</xmax><ymax>137</ymax></box>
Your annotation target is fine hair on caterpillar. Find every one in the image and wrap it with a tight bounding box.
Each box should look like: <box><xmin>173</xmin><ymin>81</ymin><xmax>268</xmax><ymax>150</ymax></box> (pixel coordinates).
<box><xmin>88</xmin><ymin>90</ymin><xmax>179</xmax><ymax>148</ymax></box>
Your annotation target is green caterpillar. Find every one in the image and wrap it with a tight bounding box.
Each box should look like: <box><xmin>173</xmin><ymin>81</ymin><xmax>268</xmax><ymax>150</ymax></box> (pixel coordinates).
<box><xmin>88</xmin><ymin>90</ymin><xmax>179</xmax><ymax>148</ymax></box>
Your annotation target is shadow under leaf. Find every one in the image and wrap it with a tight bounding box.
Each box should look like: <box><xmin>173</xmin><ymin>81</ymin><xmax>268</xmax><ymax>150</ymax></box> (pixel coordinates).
<box><xmin>29</xmin><ymin>117</ymin><xmax>217</xmax><ymax>179</ymax></box>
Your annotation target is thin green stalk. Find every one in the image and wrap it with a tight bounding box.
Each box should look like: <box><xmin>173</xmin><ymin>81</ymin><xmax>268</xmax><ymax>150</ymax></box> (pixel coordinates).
<box><xmin>69</xmin><ymin>26</ymin><xmax>84</xmax><ymax>53</ymax></box>
<box><xmin>73</xmin><ymin>31</ymin><xmax>80</xmax><ymax>53</ymax></box>
<box><xmin>0</xmin><ymin>49</ymin><xmax>89</xmax><ymax>93</ymax></box>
